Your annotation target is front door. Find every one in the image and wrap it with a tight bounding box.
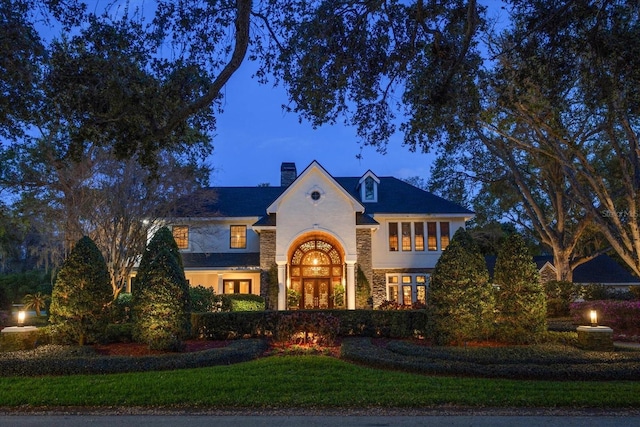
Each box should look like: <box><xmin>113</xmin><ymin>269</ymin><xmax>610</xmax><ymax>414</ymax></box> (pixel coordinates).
<box><xmin>302</xmin><ymin>278</ymin><xmax>331</xmax><ymax>309</ymax></box>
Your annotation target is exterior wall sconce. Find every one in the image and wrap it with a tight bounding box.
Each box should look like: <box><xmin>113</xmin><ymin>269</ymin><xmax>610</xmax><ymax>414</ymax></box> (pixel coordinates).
<box><xmin>590</xmin><ymin>309</ymin><xmax>598</xmax><ymax>328</ymax></box>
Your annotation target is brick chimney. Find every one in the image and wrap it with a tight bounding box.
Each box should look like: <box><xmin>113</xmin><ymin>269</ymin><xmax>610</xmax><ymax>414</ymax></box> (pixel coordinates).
<box><xmin>280</xmin><ymin>162</ymin><xmax>297</xmax><ymax>187</ymax></box>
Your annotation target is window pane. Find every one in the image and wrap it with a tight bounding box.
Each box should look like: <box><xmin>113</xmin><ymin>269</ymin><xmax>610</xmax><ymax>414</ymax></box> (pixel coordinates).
<box><xmin>416</xmin><ymin>285</ymin><xmax>426</xmax><ymax>304</ymax></box>
<box><xmin>389</xmin><ymin>222</ymin><xmax>398</xmax><ymax>251</ymax></box>
<box><xmin>401</xmin><ymin>222</ymin><xmax>411</xmax><ymax>251</ymax></box>
<box><xmin>440</xmin><ymin>222</ymin><xmax>450</xmax><ymax>250</ymax></box>
<box><xmin>402</xmin><ymin>285</ymin><xmax>412</xmax><ymax>305</ymax></box>
<box><xmin>416</xmin><ymin>275</ymin><xmax>426</xmax><ymax>284</ymax></box>
<box><xmin>388</xmin><ymin>285</ymin><xmax>398</xmax><ymax>302</ymax></box>
<box><xmin>427</xmin><ymin>222</ymin><xmax>437</xmax><ymax>251</ymax></box>
<box><xmin>172</xmin><ymin>226</ymin><xmax>189</xmax><ymax>249</ymax></box>
<box><xmin>239</xmin><ymin>280</ymin><xmax>251</xmax><ymax>294</ymax></box>
<box><xmin>415</xmin><ymin>222</ymin><xmax>424</xmax><ymax>251</ymax></box>
<box><xmin>230</xmin><ymin>225</ymin><xmax>247</xmax><ymax>249</ymax></box>
<box><xmin>224</xmin><ymin>281</ymin><xmax>235</xmax><ymax>294</ymax></box>
<box><xmin>388</xmin><ymin>275</ymin><xmax>399</xmax><ymax>284</ymax></box>
<box><xmin>365</xmin><ymin>176</ymin><xmax>374</xmax><ymax>200</ymax></box>
<box><xmin>402</xmin><ymin>276</ymin><xmax>412</xmax><ymax>284</ymax></box>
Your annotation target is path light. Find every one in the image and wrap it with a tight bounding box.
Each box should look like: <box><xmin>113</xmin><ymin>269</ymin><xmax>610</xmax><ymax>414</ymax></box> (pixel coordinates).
<box><xmin>17</xmin><ymin>311</ymin><xmax>26</xmax><ymax>326</ymax></box>
<box><xmin>590</xmin><ymin>309</ymin><xmax>598</xmax><ymax>328</ymax></box>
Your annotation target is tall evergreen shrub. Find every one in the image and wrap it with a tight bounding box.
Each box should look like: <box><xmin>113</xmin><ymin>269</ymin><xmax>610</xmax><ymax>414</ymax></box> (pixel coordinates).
<box><xmin>49</xmin><ymin>236</ymin><xmax>112</xmax><ymax>345</ymax></box>
<box><xmin>494</xmin><ymin>233</ymin><xmax>547</xmax><ymax>343</ymax></box>
<box><xmin>133</xmin><ymin>227</ymin><xmax>190</xmax><ymax>351</ymax></box>
<box><xmin>134</xmin><ymin>248</ymin><xmax>191</xmax><ymax>350</ymax></box>
<box><xmin>427</xmin><ymin>228</ymin><xmax>495</xmax><ymax>345</ymax></box>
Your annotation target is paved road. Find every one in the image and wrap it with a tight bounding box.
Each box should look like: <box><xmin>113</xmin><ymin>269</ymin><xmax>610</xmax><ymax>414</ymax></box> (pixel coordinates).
<box><xmin>2</xmin><ymin>414</ymin><xmax>640</xmax><ymax>427</ymax></box>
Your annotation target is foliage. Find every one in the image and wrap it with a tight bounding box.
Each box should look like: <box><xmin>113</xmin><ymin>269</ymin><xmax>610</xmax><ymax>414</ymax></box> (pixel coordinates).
<box><xmin>0</xmin><ymin>339</ymin><xmax>267</xmax><ymax>377</ymax></box>
<box><xmin>189</xmin><ymin>285</ymin><xmax>218</xmax><ymax>313</ymax></box>
<box><xmin>133</xmin><ymin>226</ymin><xmax>183</xmax><ymax>295</ymax></box>
<box><xmin>48</xmin><ymin>236</ymin><xmax>112</xmax><ymax>346</ymax></box>
<box><xmin>287</xmin><ymin>289</ymin><xmax>301</xmax><ymax>309</ymax></box>
<box><xmin>577</xmin><ymin>283</ymin><xmax>637</xmax><ymax>301</ymax></box>
<box><xmin>544</xmin><ymin>280</ymin><xmax>579</xmax><ymax>317</ymax></box>
<box><xmin>274</xmin><ymin>312</ymin><xmax>340</xmax><ymax>346</ymax></box>
<box><xmin>493</xmin><ymin>234</ymin><xmax>547</xmax><ymax>344</ymax></box>
<box><xmin>220</xmin><ymin>294</ymin><xmax>265</xmax><ymax>312</ymax></box>
<box><xmin>267</xmin><ymin>263</ymin><xmax>279</xmax><ymax>310</ymax></box>
<box><xmin>355</xmin><ymin>265</ymin><xmax>371</xmax><ymax>309</ymax></box>
<box><xmin>133</xmin><ymin>247</ymin><xmax>191</xmax><ymax>351</ymax></box>
<box><xmin>103</xmin><ymin>323</ymin><xmax>133</xmax><ymax>344</ymax></box>
<box><xmin>427</xmin><ymin>228</ymin><xmax>495</xmax><ymax>345</ymax></box>
<box><xmin>0</xmin><ymin>270</ymin><xmax>52</xmax><ymax>307</ymax></box>
<box><xmin>109</xmin><ymin>292</ymin><xmax>132</xmax><ymax>324</ymax></box>
<box><xmin>22</xmin><ymin>292</ymin><xmax>51</xmax><ymax>317</ymax></box>
<box><xmin>191</xmin><ymin>310</ymin><xmax>429</xmax><ymax>341</ymax></box>
<box><xmin>571</xmin><ymin>300</ymin><xmax>640</xmax><ymax>341</ymax></box>
<box><xmin>341</xmin><ymin>337</ymin><xmax>640</xmax><ymax>381</ymax></box>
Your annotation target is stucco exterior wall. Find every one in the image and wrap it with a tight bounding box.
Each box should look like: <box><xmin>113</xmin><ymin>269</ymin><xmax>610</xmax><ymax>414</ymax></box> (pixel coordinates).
<box><xmin>172</xmin><ymin>219</ymin><xmax>260</xmax><ymax>254</ymax></box>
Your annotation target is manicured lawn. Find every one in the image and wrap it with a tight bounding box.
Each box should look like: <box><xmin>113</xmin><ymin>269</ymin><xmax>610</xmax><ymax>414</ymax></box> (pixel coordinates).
<box><xmin>1</xmin><ymin>355</ymin><xmax>639</xmax><ymax>409</ymax></box>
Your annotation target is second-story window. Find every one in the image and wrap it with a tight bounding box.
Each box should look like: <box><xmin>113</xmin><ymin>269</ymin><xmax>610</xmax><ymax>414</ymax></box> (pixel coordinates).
<box><xmin>172</xmin><ymin>225</ymin><xmax>189</xmax><ymax>250</ymax></box>
<box><xmin>230</xmin><ymin>225</ymin><xmax>247</xmax><ymax>249</ymax></box>
<box><xmin>388</xmin><ymin>222</ymin><xmax>398</xmax><ymax>251</ymax></box>
<box><xmin>401</xmin><ymin>222</ymin><xmax>412</xmax><ymax>251</ymax></box>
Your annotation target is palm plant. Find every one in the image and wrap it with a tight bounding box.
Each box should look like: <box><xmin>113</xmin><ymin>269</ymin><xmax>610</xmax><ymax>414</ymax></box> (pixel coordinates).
<box><xmin>22</xmin><ymin>292</ymin><xmax>51</xmax><ymax>317</ymax></box>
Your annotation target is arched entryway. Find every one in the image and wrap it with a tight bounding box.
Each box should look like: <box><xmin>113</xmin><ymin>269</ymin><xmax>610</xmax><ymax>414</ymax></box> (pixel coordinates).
<box><xmin>289</xmin><ymin>235</ymin><xmax>344</xmax><ymax>309</ymax></box>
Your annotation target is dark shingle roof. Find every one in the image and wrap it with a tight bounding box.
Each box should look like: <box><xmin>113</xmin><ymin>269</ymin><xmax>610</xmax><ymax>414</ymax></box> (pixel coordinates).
<box><xmin>182</xmin><ymin>252</ymin><xmax>260</xmax><ymax>269</ymax></box>
<box><xmin>173</xmin><ymin>176</ymin><xmax>472</xmax><ymax>219</ymax></box>
<box><xmin>486</xmin><ymin>254</ymin><xmax>639</xmax><ymax>285</ymax></box>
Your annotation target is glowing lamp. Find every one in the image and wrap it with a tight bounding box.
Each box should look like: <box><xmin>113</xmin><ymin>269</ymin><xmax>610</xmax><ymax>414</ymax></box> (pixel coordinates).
<box><xmin>590</xmin><ymin>309</ymin><xmax>598</xmax><ymax>328</ymax></box>
<box><xmin>18</xmin><ymin>311</ymin><xmax>26</xmax><ymax>326</ymax></box>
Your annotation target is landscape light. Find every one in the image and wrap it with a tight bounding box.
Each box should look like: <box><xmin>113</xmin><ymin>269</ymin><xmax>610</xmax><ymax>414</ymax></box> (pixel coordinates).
<box><xmin>590</xmin><ymin>309</ymin><xmax>598</xmax><ymax>327</ymax></box>
<box><xmin>18</xmin><ymin>311</ymin><xmax>26</xmax><ymax>326</ymax></box>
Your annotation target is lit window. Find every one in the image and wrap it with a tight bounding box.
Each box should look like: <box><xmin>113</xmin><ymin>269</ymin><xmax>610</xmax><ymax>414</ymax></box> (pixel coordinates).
<box><xmin>415</xmin><ymin>222</ymin><xmax>424</xmax><ymax>251</ymax></box>
<box><xmin>402</xmin><ymin>285</ymin><xmax>412</xmax><ymax>305</ymax></box>
<box><xmin>389</xmin><ymin>222</ymin><xmax>398</xmax><ymax>251</ymax></box>
<box><xmin>402</xmin><ymin>276</ymin><xmax>412</xmax><ymax>284</ymax></box>
<box><xmin>388</xmin><ymin>285</ymin><xmax>399</xmax><ymax>302</ymax></box>
<box><xmin>416</xmin><ymin>275</ymin><xmax>426</xmax><ymax>284</ymax></box>
<box><xmin>388</xmin><ymin>275</ymin><xmax>399</xmax><ymax>284</ymax></box>
<box><xmin>230</xmin><ymin>225</ymin><xmax>247</xmax><ymax>249</ymax></box>
<box><xmin>427</xmin><ymin>222</ymin><xmax>437</xmax><ymax>251</ymax></box>
<box><xmin>416</xmin><ymin>285</ymin><xmax>427</xmax><ymax>304</ymax></box>
<box><xmin>172</xmin><ymin>225</ymin><xmax>189</xmax><ymax>249</ymax></box>
<box><xmin>223</xmin><ymin>279</ymin><xmax>252</xmax><ymax>294</ymax></box>
<box><xmin>440</xmin><ymin>222</ymin><xmax>450</xmax><ymax>251</ymax></box>
<box><xmin>401</xmin><ymin>222</ymin><xmax>412</xmax><ymax>251</ymax></box>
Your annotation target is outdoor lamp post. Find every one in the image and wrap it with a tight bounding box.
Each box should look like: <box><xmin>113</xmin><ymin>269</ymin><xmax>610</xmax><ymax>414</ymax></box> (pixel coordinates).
<box><xmin>590</xmin><ymin>309</ymin><xmax>598</xmax><ymax>328</ymax></box>
<box><xmin>17</xmin><ymin>310</ymin><xmax>26</xmax><ymax>326</ymax></box>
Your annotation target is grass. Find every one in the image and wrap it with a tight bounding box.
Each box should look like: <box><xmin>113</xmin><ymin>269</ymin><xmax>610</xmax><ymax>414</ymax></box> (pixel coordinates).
<box><xmin>1</xmin><ymin>355</ymin><xmax>640</xmax><ymax>409</ymax></box>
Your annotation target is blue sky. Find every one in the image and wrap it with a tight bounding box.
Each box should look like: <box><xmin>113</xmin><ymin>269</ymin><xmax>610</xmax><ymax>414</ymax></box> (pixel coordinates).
<box><xmin>210</xmin><ymin>62</ymin><xmax>435</xmax><ymax>187</ymax></box>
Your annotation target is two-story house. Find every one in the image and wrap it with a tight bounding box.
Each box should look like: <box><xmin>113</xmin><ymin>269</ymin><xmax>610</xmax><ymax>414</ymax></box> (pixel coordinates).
<box><xmin>164</xmin><ymin>161</ymin><xmax>474</xmax><ymax>310</ymax></box>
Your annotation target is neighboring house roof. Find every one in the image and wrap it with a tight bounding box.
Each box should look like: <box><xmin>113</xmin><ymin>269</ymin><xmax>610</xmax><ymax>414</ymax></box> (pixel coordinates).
<box><xmin>181</xmin><ymin>252</ymin><xmax>260</xmax><ymax>269</ymax></box>
<box><xmin>486</xmin><ymin>254</ymin><xmax>639</xmax><ymax>285</ymax></box>
<box><xmin>172</xmin><ymin>176</ymin><xmax>473</xmax><ymax>220</ymax></box>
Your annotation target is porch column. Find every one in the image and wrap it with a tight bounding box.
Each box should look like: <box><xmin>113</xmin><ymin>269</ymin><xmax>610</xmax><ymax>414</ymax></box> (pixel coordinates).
<box><xmin>346</xmin><ymin>261</ymin><xmax>356</xmax><ymax>310</ymax></box>
<box><xmin>217</xmin><ymin>274</ymin><xmax>224</xmax><ymax>295</ymax></box>
<box><xmin>277</xmin><ymin>262</ymin><xmax>287</xmax><ymax>311</ymax></box>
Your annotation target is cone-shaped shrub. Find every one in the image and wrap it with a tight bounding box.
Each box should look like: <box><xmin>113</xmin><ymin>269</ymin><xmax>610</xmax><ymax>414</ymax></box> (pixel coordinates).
<box><xmin>427</xmin><ymin>228</ymin><xmax>495</xmax><ymax>345</ymax></box>
<box><xmin>494</xmin><ymin>233</ymin><xmax>546</xmax><ymax>344</ymax></box>
<box><xmin>133</xmin><ymin>227</ymin><xmax>190</xmax><ymax>351</ymax></box>
<box><xmin>49</xmin><ymin>236</ymin><xmax>112</xmax><ymax>346</ymax></box>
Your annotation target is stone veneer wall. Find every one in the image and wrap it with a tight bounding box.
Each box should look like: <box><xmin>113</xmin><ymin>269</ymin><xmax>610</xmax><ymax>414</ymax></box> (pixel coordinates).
<box><xmin>356</xmin><ymin>229</ymin><xmax>373</xmax><ymax>294</ymax></box>
<box><xmin>372</xmin><ymin>268</ymin><xmax>434</xmax><ymax>308</ymax></box>
<box><xmin>259</xmin><ymin>230</ymin><xmax>276</xmax><ymax>302</ymax></box>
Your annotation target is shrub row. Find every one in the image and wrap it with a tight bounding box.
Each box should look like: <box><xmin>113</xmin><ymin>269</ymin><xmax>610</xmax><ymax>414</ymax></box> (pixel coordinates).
<box><xmin>0</xmin><ymin>339</ymin><xmax>268</xmax><ymax>377</ymax></box>
<box><xmin>340</xmin><ymin>337</ymin><xmax>640</xmax><ymax>381</ymax></box>
<box><xmin>191</xmin><ymin>310</ymin><xmax>429</xmax><ymax>341</ymax></box>
<box><xmin>571</xmin><ymin>300</ymin><xmax>640</xmax><ymax>340</ymax></box>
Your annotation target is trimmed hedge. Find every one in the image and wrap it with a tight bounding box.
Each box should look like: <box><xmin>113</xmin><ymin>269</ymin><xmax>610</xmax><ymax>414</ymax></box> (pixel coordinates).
<box><xmin>0</xmin><ymin>339</ymin><xmax>268</xmax><ymax>377</ymax></box>
<box><xmin>190</xmin><ymin>310</ymin><xmax>429</xmax><ymax>340</ymax></box>
<box><xmin>341</xmin><ymin>337</ymin><xmax>640</xmax><ymax>381</ymax></box>
<box><xmin>220</xmin><ymin>294</ymin><xmax>265</xmax><ymax>312</ymax></box>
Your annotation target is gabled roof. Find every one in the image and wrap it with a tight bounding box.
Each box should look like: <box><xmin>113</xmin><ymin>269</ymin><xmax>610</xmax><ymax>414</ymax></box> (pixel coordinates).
<box><xmin>486</xmin><ymin>254</ymin><xmax>639</xmax><ymax>285</ymax></box>
<box><xmin>267</xmin><ymin>160</ymin><xmax>365</xmax><ymax>214</ymax></box>
<box><xmin>172</xmin><ymin>162</ymin><xmax>473</xmax><ymax>219</ymax></box>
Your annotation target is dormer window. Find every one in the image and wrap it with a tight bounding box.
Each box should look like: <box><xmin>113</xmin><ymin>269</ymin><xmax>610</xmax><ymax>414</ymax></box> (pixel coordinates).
<box><xmin>359</xmin><ymin>170</ymin><xmax>380</xmax><ymax>203</ymax></box>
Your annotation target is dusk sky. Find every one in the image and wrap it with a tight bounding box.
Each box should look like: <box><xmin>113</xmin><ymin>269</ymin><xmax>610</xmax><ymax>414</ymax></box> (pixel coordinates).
<box><xmin>208</xmin><ymin>0</ymin><xmax>506</xmax><ymax>188</ymax></box>
<box><xmin>210</xmin><ymin>62</ymin><xmax>435</xmax><ymax>187</ymax></box>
